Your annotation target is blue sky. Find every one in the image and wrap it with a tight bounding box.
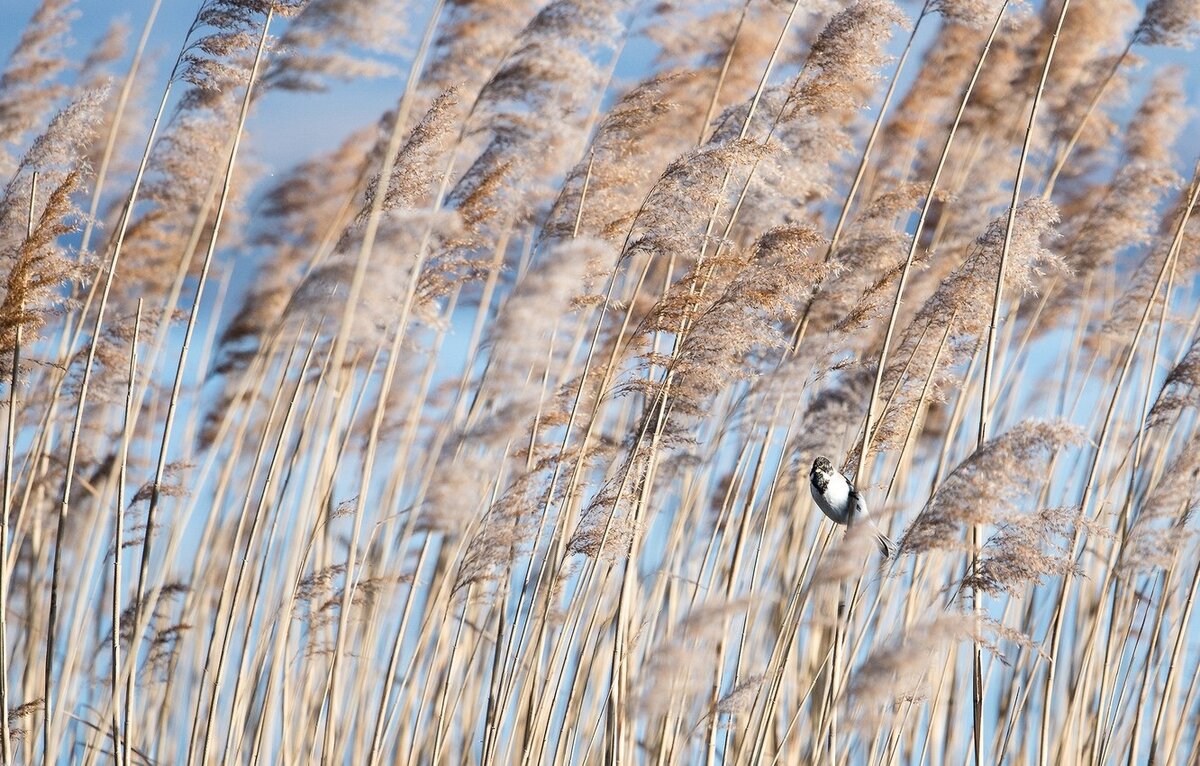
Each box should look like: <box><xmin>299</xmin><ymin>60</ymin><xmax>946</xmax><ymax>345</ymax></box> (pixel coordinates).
<box><xmin>2</xmin><ymin>0</ymin><xmax>425</xmax><ymax>172</ymax></box>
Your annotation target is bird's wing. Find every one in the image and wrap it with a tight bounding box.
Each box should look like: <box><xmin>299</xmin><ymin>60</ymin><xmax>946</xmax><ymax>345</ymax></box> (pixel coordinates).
<box><xmin>848</xmin><ymin>485</ymin><xmax>869</xmax><ymax>524</ymax></box>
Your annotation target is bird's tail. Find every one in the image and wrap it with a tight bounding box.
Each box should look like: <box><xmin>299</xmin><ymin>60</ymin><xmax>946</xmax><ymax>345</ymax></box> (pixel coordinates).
<box><xmin>875</xmin><ymin>531</ymin><xmax>894</xmax><ymax>560</ymax></box>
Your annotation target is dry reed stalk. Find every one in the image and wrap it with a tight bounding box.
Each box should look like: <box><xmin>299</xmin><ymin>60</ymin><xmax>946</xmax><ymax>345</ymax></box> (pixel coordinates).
<box><xmin>233</xmin><ymin>336</ymin><xmax>335</xmax><ymax>761</ymax></box>
<box><xmin>109</xmin><ymin>301</ymin><xmax>140</xmax><ymax>766</ymax></box>
<box><xmin>975</xmin><ymin>5</ymin><xmax>1070</xmax><ymax>763</ymax></box>
<box><xmin>512</xmin><ymin>15</ymin><xmax>782</xmax><ymax>681</ymax></box>
<box><xmin>853</xmin><ymin>0</ymin><xmax>1011</xmax><ymax>482</ymax></box>
<box><xmin>315</xmin><ymin>5</ymin><xmax>448</xmax><ymax>751</ymax></box>
<box><xmin>56</xmin><ymin>4</ymin><xmax>160</xmax><ymax>383</ymax></box>
<box><xmin>820</xmin><ymin>1</ymin><xmax>931</xmax><ymax>264</ymax></box>
<box><xmin>1156</xmin><ymin>547</ymin><xmax>1200</xmax><ymax>762</ymax></box>
<box><xmin>207</xmin><ymin>330</ymin><xmax>318</xmax><ymax>764</ymax></box>
<box><xmin>321</xmin><ymin>312</ymin><xmax>416</xmax><ymax>760</ymax></box>
<box><xmin>2</xmin><ymin>1</ymin><xmax>1200</xmax><ymax>763</ymax></box>
<box><xmin>1038</xmin><ymin>161</ymin><xmax>1200</xmax><ymax>763</ymax></box>
<box><xmin>1059</xmin><ymin>259</ymin><xmax>1191</xmax><ymax>762</ymax></box>
<box><xmin>35</xmin><ymin>5</ymin><xmax>213</xmax><ymax>753</ymax></box>
<box><xmin>494</xmin><ymin>124</ymin><xmax>739</xmax><ymax>766</ymax></box>
<box><xmin>12</xmin><ymin>12</ymin><xmax>210</xmax><ymax>524</ymax></box>
<box><xmin>587</xmin><ymin>4</ymin><xmax>908</xmax><ymax>755</ymax></box>
<box><xmin>74</xmin><ymin>3</ymin><xmax>158</xmax><ymax>261</ymax></box>
<box><xmin>0</xmin><ymin>173</ymin><xmax>38</xmax><ymax>766</ymax></box>
<box><xmin>1042</xmin><ymin>0</ymin><xmax>1198</xmax><ymax>199</ymax></box>
<box><xmin>110</xmin><ymin>10</ymin><xmax>280</xmax><ymax>764</ymax></box>
<box><xmin>820</xmin><ymin>5</ymin><xmax>1008</xmax><ymax>764</ymax></box>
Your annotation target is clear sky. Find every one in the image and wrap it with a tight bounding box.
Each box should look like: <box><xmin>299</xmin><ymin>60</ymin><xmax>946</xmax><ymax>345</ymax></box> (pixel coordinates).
<box><xmin>2</xmin><ymin>0</ymin><xmax>428</xmax><ymax>176</ymax></box>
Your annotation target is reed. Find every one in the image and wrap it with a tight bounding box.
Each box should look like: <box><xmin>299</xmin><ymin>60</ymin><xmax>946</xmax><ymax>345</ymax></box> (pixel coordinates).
<box><xmin>0</xmin><ymin>0</ymin><xmax>1198</xmax><ymax>762</ymax></box>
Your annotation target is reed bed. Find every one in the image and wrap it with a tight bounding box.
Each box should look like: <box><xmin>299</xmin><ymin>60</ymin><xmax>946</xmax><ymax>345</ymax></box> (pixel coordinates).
<box><xmin>1</xmin><ymin>0</ymin><xmax>1199</xmax><ymax>763</ymax></box>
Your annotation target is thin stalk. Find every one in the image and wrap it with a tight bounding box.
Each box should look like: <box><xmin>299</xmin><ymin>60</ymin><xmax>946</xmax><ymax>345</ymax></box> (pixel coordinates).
<box><xmin>0</xmin><ymin>173</ymin><xmax>36</xmax><ymax>766</ymax></box>
<box><xmin>854</xmin><ymin>0</ymin><xmax>1010</xmax><ymax>484</ymax></box>
<box><xmin>316</xmin><ymin>2</ymin><xmax>446</xmax><ymax>753</ymax></box>
<box><xmin>110</xmin><ymin>302</ymin><xmax>141</xmax><ymax>766</ymax></box>
<box><xmin>823</xmin><ymin>2</ymin><xmax>930</xmax><ymax>262</ymax></box>
<box><xmin>696</xmin><ymin>0</ymin><xmax>752</xmax><ymax>145</ymax></box>
<box><xmin>1040</xmin><ymin>38</ymin><xmax>1135</xmax><ymax>200</ymax></box>
<box><xmin>57</xmin><ymin>0</ymin><xmax>163</xmax><ymax>370</ymax></box>
<box><xmin>1148</xmin><ymin>494</ymin><xmax>1200</xmax><ymax>756</ymax></box>
<box><xmin>1160</xmin><ymin>562</ymin><xmax>1200</xmax><ymax>764</ymax></box>
<box><xmin>1126</xmin><ymin>563</ymin><xmax>1174</xmax><ymax>765</ymax></box>
<box><xmin>975</xmin><ymin>5</ymin><xmax>1071</xmax><ymax>764</ymax></box>
<box><xmin>1037</xmin><ymin>160</ymin><xmax>1200</xmax><ymax>766</ymax></box>
<box><xmin>48</xmin><ymin>8</ymin><xmax>204</xmax><ymax>759</ymax></box>
<box><xmin>76</xmin><ymin>0</ymin><xmax>162</xmax><ymax>261</ymax></box>
<box><xmin>829</xmin><ymin>5</ymin><xmax>1010</xmax><ymax>762</ymax></box>
<box><xmin>132</xmin><ymin>11</ymin><xmax>275</xmax><ymax>764</ymax></box>
<box><xmin>199</xmin><ymin>330</ymin><xmax>316</xmax><ymax>765</ymax></box>
<box><xmin>501</xmin><ymin>2</ymin><xmax>806</xmax><ymax>746</ymax></box>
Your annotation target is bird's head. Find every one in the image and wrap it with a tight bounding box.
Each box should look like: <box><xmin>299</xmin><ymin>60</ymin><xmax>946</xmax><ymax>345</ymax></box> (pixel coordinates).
<box><xmin>811</xmin><ymin>456</ymin><xmax>833</xmax><ymax>479</ymax></box>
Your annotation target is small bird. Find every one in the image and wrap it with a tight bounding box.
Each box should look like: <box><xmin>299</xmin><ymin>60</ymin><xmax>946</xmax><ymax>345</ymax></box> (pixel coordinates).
<box><xmin>809</xmin><ymin>456</ymin><xmax>892</xmax><ymax>558</ymax></box>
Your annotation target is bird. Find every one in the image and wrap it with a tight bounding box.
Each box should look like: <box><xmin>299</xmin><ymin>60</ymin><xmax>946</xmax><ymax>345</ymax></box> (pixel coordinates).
<box><xmin>809</xmin><ymin>456</ymin><xmax>893</xmax><ymax>559</ymax></box>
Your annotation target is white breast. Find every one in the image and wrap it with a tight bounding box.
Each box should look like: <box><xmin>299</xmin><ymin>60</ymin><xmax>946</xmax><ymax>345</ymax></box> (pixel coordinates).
<box><xmin>812</xmin><ymin>470</ymin><xmax>853</xmax><ymax>524</ymax></box>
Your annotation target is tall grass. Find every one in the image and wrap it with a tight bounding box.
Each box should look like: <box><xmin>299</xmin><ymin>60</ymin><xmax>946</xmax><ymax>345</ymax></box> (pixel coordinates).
<box><xmin>1</xmin><ymin>0</ymin><xmax>1199</xmax><ymax>763</ymax></box>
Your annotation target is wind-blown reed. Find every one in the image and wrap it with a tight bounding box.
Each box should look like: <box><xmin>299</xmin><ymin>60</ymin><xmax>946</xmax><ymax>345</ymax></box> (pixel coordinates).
<box><xmin>0</xmin><ymin>0</ymin><xmax>1199</xmax><ymax>763</ymax></box>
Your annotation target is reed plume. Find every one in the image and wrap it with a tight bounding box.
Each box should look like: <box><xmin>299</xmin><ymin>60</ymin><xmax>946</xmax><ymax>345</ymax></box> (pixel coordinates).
<box><xmin>0</xmin><ymin>2</ymin><xmax>1198</xmax><ymax>764</ymax></box>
